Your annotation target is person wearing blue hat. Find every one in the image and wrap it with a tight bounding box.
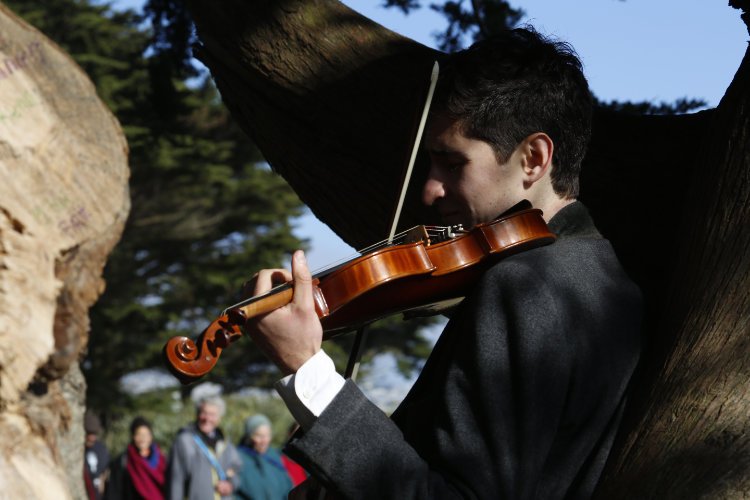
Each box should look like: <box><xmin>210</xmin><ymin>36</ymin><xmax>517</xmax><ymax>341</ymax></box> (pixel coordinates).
<box><xmin>234</xmin><ymin>414</ymin><xmax>292</xmax><ymax>500</ymax></box>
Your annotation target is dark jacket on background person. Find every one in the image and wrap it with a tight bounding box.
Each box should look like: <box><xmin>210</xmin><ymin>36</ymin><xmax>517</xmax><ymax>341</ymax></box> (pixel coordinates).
<box><xmin>105</xmin><ymin>443</ymin><xmax>166</xmax><ymax>500</ymax></box>
<box><xmin>85</xmin><ymin>440</ymin><xmax>110</xmax><ymax>500</ymax></box>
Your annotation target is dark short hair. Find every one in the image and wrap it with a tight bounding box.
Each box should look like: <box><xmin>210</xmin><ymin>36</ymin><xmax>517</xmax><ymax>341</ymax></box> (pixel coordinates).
<box><xmin>129</xmin><ymin>416</ymin><xmax>152</xmax><ymax>436</ymax></box>
<box><xmin>432</xmin><ymin>27</ymin><xmax>593</xmax><ymax>198</ymax></box>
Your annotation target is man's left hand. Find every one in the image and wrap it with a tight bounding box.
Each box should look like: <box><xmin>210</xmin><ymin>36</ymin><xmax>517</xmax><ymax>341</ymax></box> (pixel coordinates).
<box><xmin>243</xmin><ymin>250</ymin><xmax>323</xmax><ymax>375</ymax></box>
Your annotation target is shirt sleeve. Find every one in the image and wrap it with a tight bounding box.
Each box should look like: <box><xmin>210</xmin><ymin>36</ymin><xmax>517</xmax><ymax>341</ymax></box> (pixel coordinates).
<box><xmin>274</xmin><ymin>349</ymin><xmax>346</xmax><ymax>430</ymax></box>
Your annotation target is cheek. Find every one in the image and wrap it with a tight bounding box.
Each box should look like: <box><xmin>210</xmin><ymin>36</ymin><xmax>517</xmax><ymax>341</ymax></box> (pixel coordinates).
<box><xmin>449</xmin><ymin>176</ymin><xmax>472</xmax><ymax>203</ymax></box>
<box><xmin>455</xmin><ymin>179</ymin><xmax>485</xmax><ymax>217</ymax></box>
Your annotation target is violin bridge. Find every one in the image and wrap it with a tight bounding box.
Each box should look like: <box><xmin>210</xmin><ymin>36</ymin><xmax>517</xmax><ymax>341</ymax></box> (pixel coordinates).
<box><xmin>403</xmin><ymin>225</ymin><xmax>431</xmax><ymax>245</ymax></box>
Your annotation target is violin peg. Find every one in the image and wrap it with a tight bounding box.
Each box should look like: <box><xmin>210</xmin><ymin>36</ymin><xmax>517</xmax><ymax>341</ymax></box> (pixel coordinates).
<box><xmin>227</xmin><ymin>308</ymin><xmax>247</xmax><ymax>326</ymax></box>
<box><xmin>214</xmin><ymin>329</ymin><xmax>231</xmax><ymax>348</ymax></box>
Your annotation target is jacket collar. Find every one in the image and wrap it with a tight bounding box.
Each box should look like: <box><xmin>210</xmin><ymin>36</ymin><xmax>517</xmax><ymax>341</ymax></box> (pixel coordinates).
<box><xmin>547</xmin><ymin>201</ymin><xmax>602</xmax><ymax>240</ymax></box>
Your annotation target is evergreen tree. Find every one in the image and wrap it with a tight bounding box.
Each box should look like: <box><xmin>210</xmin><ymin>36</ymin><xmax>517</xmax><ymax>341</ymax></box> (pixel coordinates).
<box><xmin>5</xmin><ymin>0</ymin><xmax>307</xmax><ymax>409</ymax></box>
<box><xmin>384</xmin><ymin>0</ymin><xmax>524</xmax><ymax>51</ymax></box>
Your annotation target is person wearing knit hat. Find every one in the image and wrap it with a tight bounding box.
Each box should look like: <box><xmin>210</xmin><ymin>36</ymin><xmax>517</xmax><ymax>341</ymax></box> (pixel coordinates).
<box><xmin>235</xmin><ymin>415</ymin><xmax>293</xmax><ymax>500</ymax></box>
<box><xmin>83</xmin><ymin>411</ymin><xmax>109</xmax><ymax>500</ymax></box>
<box><xmin>243</xmin><ymin>415</ymin><xmax>271</xmax><ymax>449</ymax></box>
<box><xmin>84</xmin><ymin>412</ymin><xmax>103</xmax><ymax>435</ymax></box>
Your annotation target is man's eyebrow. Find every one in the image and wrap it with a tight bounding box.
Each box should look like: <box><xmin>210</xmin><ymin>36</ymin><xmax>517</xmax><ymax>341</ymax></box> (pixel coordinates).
<box><xmin>426</xmin><ymin>146</ymin><xmax>461</xmax><ymax>156</ymax></box>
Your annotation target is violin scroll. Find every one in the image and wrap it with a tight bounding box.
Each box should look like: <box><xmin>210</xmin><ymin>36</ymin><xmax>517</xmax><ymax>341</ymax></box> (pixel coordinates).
<box><xmin>163</xmin><ymin>312</ymin><xmax>245</xmax><ymax>384</ymax></box>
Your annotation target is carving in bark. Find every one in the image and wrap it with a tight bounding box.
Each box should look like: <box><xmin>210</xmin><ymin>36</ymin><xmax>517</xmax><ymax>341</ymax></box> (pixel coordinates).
<box><xmin>188</xmin><ymin>0</ymin><xmax>750</xmax><ymax>496</ymax></box>
<box><xmin>0</xmin><ymin>3</ymin><xmax>129</xmax><ymax>498</ymax></box>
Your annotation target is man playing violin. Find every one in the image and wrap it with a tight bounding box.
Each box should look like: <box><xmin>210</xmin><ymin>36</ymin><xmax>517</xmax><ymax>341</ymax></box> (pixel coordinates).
<box><xmin>244</xmin><ymin>27</ymin><xmax>642</xmax><ymax>499</ymax></box>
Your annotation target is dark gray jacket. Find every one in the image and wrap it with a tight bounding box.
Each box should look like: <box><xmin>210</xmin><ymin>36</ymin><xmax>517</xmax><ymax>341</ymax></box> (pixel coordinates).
<box><xmin>286</xmin><ymin>202</ymin><xmax>642</xmax><ymax>499</ymax></box>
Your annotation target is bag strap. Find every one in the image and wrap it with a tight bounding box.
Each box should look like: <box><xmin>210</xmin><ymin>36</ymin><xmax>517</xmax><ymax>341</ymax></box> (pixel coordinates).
<box><xmin>191</xmin><ymin>433</ymin><xmax>227</xmax><ymax>481</ymax></box>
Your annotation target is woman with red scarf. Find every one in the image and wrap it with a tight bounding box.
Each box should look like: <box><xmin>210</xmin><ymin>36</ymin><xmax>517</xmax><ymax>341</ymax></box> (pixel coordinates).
<box><xmin>105</xmin><ymin>417</ymin><xmax>166</xmax><ymax>500</ymax></box>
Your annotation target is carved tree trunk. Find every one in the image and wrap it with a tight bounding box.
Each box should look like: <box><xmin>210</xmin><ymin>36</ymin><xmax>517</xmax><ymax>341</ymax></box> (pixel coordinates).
<box><xmin>0</xmin><ymin>4</ymin><xmax>129</xmax><ymax>498</ymax></box>
<box><xmin>188</xmin><ymin>0</ymin><xmax>750</xmax><ymax>497</ymax></box>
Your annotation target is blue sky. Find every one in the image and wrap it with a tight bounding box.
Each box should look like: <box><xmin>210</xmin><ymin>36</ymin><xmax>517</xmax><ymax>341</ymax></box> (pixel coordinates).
<box><xmin>349</xmin><ymin>1</ymin><xmax>746</xmax><ymax>107</ymax></box>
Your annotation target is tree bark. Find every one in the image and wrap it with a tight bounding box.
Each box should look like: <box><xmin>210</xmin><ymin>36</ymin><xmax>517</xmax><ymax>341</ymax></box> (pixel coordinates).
<box><xmin>188</xmin><ymin>0</ymin><xmax>750</xmax><ymax>496</ymax></box>
<box><xmin>594</xmin><ymin>9</ymin><xmax>750</xmax><ymax>497</ymax></box>
<box><xmin>0</xmin><ymin>4</ymin><xmax>129</xmax><ymax>498</ymax></box>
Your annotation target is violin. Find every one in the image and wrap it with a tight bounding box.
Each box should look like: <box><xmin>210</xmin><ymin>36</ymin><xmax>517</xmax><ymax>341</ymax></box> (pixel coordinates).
<box><xmin>163</xmin><ymin>201</ymin><xmax>556</xmax><ymax>384</ymax></box>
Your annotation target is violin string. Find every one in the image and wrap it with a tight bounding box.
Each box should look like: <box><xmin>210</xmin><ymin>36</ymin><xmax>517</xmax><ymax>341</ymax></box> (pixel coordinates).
<box><xmin>356</xmin><ymin>228</ymin><xmax>413</xmax><ymax>254</ymax></box>
<box><xmin>309</xmin><ymin>232</ymin><xmax>413</xmax><ymax>276</ymax></box>
<box><xmin>223</xmin><ymin>225</ymin><xmax>457</xmax><ymax>314</ymax></box>
<box><xmin>310</xmin><ymin>224</ymin><xmax>457</xmax><ymax>275</ymax></box>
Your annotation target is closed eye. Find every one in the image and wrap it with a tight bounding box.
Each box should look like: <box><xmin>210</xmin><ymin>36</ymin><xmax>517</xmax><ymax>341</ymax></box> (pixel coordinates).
<box><xmin>447</xmin><ymin>161</ymin><xmax>465</xmax><ymax>172</ymax></box>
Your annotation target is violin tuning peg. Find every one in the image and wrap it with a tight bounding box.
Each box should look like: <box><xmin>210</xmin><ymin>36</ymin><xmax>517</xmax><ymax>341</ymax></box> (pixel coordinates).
<box><xmin>215</xmin><ymin>329</ymin><xmax>231</xmax><ymax>348</ymax></box>
<box><xmin>227</xmin><ymin>308</ymin><xmax>247</xmax><ymax>326</ymax></box>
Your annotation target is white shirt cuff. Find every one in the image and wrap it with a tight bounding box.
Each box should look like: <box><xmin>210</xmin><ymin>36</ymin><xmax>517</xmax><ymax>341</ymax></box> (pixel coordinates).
<box><xmin>274</xmin><ymin>349</ymin><xmax>346</xmax><ymax>430</ymax></box>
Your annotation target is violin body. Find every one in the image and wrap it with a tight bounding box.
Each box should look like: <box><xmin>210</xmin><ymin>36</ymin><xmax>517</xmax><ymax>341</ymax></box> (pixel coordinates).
<box><xmin>315</xmin><ymin>206</ymin><xmax>554</xmax><ymax>332</ymax></box>
<box><xmin>164</xmin><ymin>205</ymin><xmax>555</xmax><ymax>384</ymax></box>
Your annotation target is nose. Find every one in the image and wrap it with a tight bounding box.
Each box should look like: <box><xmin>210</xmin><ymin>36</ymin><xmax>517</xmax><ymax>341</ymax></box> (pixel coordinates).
<box><xmin>422</xmin><ymin>166</ymin><xmax>445</xmax><ymax>206</ymax></box>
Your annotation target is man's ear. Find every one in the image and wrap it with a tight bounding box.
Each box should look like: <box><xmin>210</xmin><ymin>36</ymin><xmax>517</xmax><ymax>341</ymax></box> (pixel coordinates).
<box><xmin>520</xmin><ymin>132</ymin><xmax>554</xmax><ymax>185</ymax></box>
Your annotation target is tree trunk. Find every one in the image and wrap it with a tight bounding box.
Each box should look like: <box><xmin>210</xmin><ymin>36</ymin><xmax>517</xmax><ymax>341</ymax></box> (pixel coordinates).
<box><xmin>593</xmin><ymin>8</ymin><xmax>750</xmax><ymax>497</ymax></box>
<box><xmin>0</xmin><ymin>4</ymin><xmax>129</xmax><ymax>498</ymax></box>
<box><xmin>188</xmin><ymin>0</ymin><xmax>750</xmax><ymax>496</ymax></box>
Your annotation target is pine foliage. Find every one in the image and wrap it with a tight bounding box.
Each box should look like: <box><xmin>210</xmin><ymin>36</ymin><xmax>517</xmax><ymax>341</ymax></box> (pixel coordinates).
<box><xmin>5</xmin><ymin>0</ymin><xmax>306</xmax><ymax>409</ymax></box>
